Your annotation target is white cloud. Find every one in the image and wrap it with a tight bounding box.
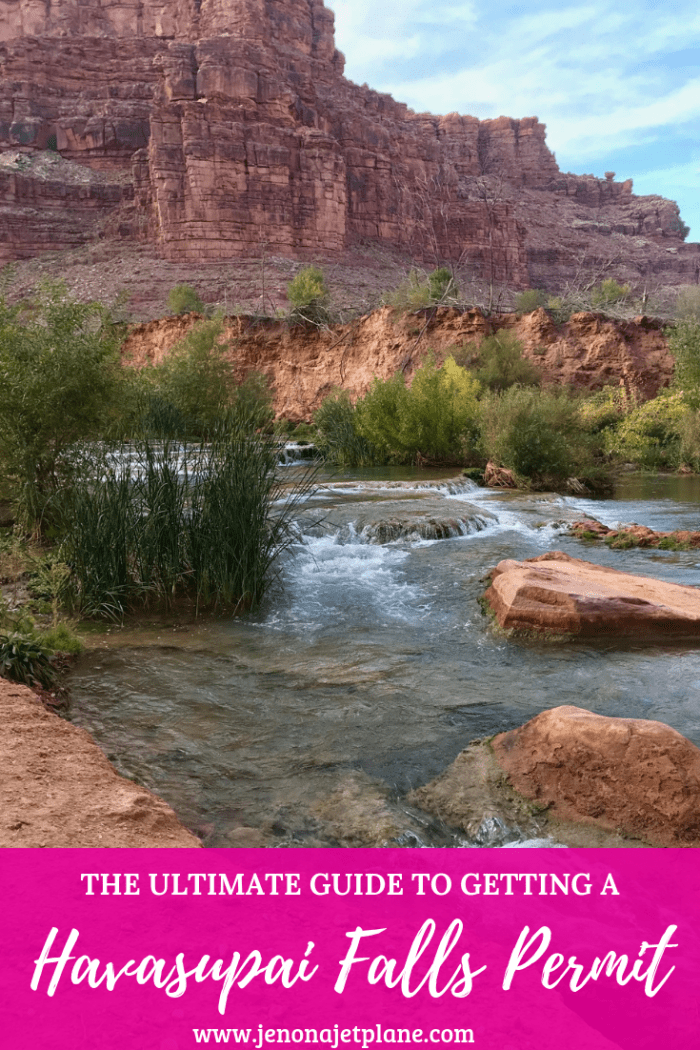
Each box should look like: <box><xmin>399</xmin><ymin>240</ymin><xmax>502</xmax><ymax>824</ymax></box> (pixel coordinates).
<box><xmin>327</xmin><ymin>0</ymin><xmax>700</xmax><ymax>233</ymax></box>
<box><xmin>329</xmin><ymin>0</ymin><xmax>700</xmax><ymax>157</ymax></box>
<box><xmin>547</xmin><ymin>80</ymin><xmax>700</xmax><ymax>156</ymax></box>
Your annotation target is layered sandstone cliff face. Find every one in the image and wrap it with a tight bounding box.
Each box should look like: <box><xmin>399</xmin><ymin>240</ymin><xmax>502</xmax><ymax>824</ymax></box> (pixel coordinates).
<box><xmin>1</xmin><ymin>0</ymin><xmax>698</xmax><ymax>287</ymax></box>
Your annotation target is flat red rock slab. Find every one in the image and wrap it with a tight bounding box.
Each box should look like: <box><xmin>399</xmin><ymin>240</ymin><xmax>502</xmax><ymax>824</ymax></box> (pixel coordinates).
<box><xmin>483</xmin><ymin>550</ymin><xmax>700</xmax><ymax>639</ymax></box>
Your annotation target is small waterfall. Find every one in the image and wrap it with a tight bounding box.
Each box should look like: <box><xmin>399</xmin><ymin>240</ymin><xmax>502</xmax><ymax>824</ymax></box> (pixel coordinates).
<box><xmin>278</xmin><ymin>441</ymin><xmax>317</xmax><ymax>465</ymax></box>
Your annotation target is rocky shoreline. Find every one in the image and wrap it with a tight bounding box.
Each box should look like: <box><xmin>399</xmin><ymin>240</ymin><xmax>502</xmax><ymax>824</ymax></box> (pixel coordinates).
<box><xmin>412</xmin><ymin>706</ymin><xmax>700</xmax><ymax>848</ymax></box>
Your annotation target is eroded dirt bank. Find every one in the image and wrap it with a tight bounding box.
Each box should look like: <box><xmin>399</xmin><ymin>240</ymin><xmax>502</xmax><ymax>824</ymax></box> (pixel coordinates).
<box><xmin>0</xmin><ymin>678</ymin><xmax>200</xmax><ymax>848</ymax></box>
<box><xmin>122</xmin><ymin>306</ymin><xmax>674</xmax><ymax>420</ymax></box>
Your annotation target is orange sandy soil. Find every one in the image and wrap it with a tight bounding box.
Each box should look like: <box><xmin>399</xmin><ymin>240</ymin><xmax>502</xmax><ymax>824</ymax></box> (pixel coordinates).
<box><xmin>0</xmin><ymin>677</ymin><xmax>200</xmax><ymax>848</ymax></box>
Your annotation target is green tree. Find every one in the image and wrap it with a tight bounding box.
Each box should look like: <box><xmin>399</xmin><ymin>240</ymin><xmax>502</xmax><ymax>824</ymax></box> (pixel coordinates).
<box><xmin>357</xmin><ymin>354</ymin><xmax>481</xmax><ymax>464</ymax></box>
<box><xmin>606</xmin><ymin>390</ymin><xmax>687</xmax><ymax>469</ymax></box>
<box><xmin>145</xmin><ymin>317</ymin><xmax>236</xmax><ymax>437</ymax></box>
<box><xmin>0</xmin><ymin>284</ymin><xmax>123</xmax><ymax>530</ymax></box>
<box><xmin>669</xmin><ymin>319</ymin><xmax>700</xmax><ymax>409</ymax></box>
<box><xmin>480</xmin><ymin>386</ymin><xmax>595</xmax><ymax>485</ymax></box>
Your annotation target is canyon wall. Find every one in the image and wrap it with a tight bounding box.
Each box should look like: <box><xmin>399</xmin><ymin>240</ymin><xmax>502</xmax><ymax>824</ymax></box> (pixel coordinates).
<box><xmin>1</xmin><ymin>0</ymin><xmax>698</xmax><ymax>287</ymax></box>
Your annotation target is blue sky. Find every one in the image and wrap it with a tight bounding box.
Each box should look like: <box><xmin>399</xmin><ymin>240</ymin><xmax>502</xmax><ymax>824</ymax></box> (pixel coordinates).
<box><xmin>330</xmin><ymin>1</ymin><xmax>700</xmax><ymax>240</ymax></box>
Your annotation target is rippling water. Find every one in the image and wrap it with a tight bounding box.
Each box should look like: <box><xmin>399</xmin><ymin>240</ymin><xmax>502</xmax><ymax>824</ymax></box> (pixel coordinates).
<box><xmin>68</xmin><ymin>470</ymin><xmax>700</xmax><ymax>847</ymax></box>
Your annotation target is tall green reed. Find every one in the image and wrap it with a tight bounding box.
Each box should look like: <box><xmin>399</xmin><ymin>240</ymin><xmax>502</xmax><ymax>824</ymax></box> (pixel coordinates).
<box><xmin>59</xmin><ymin>432</ymin><xmax>314</xmax><ymax>619</ymax></box>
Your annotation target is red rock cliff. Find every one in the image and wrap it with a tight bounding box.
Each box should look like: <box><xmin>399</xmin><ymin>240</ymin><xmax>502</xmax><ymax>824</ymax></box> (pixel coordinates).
<box><xmin>1</xmin><ymin>0</ymin><xmax>698</xmax><ymax>287</ymax></box>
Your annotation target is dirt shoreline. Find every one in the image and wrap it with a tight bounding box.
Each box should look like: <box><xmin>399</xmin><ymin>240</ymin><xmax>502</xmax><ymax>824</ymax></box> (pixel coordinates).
<box><xmin>0</xmin><ymin>676</ymin><xmax>201</xmax><ymax>848</ymax></box>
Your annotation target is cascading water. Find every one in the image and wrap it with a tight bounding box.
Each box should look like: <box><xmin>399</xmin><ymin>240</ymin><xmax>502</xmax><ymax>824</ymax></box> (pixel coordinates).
<box><xmin>68</xmin><ymin>470</ymin><xmax>700</xmax><ymax>848</ymax></box>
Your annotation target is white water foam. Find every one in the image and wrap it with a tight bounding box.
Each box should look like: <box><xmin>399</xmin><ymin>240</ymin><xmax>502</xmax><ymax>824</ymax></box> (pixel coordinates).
<box><xmin>281</xmin><ymin>534</ymin><xmax>423</xmax><ymax>624</ymax></box>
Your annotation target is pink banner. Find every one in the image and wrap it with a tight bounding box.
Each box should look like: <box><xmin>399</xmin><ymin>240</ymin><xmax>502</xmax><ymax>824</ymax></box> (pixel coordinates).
<box><xmin>1</xmin><ymin>849</ymin><xmax>697</xmax><ymax>1049</ymax></box>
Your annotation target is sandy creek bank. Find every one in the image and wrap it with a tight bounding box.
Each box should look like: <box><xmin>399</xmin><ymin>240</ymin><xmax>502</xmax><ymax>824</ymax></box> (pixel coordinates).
<box><xmin>0</xmin><ymin>676</ymin><xmax>200</xmax><ymax>847</ymax></box>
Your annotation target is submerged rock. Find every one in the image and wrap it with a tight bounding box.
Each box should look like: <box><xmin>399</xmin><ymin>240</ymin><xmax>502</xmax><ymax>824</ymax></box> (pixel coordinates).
<box><xmin>570</xmin><ymin>518</ymin><xmax>700</xmax><ymax>549</ymax></box>
<box><xmin>411</xmin><ymin>705</ymin><xmax>700</xmax><ymax>847</ymax></box>
<box><xmin>0</xmin><ymin>678</ymin><xmax>200</xmax><ymax>848</ymax></box>
<box><xmin>297</xmin><ymin>497</ymin><xmax>495</xmax><ymax>544</ymax></box>
<box><xmin>483</xmin><ymin>550</ymin><xmax>700</xmax><ymax>639</ymax></box>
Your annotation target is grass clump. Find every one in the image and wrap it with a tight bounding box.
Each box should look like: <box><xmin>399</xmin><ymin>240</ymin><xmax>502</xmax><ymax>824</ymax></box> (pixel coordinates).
<box><xmin>604</xmin><ymin>533</ymin><xmax>639</xmax><ymax>550</ymax></box>
<box><xmin>657</xmin><ymin>536</ymin><xmax>690</xmax><ymax>551</ymax></box>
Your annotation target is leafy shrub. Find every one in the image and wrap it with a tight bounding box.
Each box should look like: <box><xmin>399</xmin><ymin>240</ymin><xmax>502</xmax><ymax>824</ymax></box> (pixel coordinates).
<box><xmin>675</xmin><ymin>287</ymin><xmax>700</xmax><ymax>322</ymax></box>
<box><xmin>669</xmin><ymin>319</ymin><xmax>700</xmax><ymax>409</ymax></box>
<box><xmin>357</xmin><ymin>354</ymin><xmax>481</xmax><ymax>464</ymax></box>
<box><xmin>59</xmin><ymin>433</ymin><xmax>313</xmax><ymax>619</ymax></box>
<box><xmin>287</xmin><ymin>266</ymin><xmax>330</xmax><ymax>325</ymax></box>
<box><xmin>480</xmin><ymin>387</ymin><xmax>596</xmax><ymax>485</ymax></box>
<box><xmin>578</xmin><ymin>386</ymin><xmax>635</xmax><ymax>434</ymax></box>
<box><xmin>167</xmin><ymin>284</ymin><xmax>205</xmax><ymax>315</ymax></box>
<box><xmin>384</xmin><ymin>268</ymin><xmax>459</xmax><ymax>312</ymax></box>
<box><xmin>678</xmin><ymin>410</ymin><xmax>700</xmax><ymax>472</ymax></box>
<box><xmin>590</xmin><ymin>279</ymin><xmax>631</xmax><ymax>308</ymax></box>
<box><xmin>0</xmin><ymin>632</ymin><xmax>56</xmax><ymax>688</ymax></box>
<box><xmin>428</xmin><ymin>267</ymin><xmax>458</xmax><ymax>303</ymax></box>
<box><xmin>276</xmin><ymin>419</ymin><xmax>316</xmax><ymax>442</ymax></box>
<box><xmin>471</xmin><ymin>332</ymin><xmax>541</xmax><ymax>392</ymax></box>
<box><xmin>545</xmin><ymin>295</ymin><xmax>574</xmax><ymax>324</ymax></box>
<box><xmin>606</xmin><ymin>391</ymin><xmax>687</xmax><ymax>468</ymax></box>
<box><xmin>666</xmin><ymin>215</ymin><xmax>691</xmax><ymax>241</ymax></box>
<box><xmin>0</xmin><ymin>283</ymin><xmax>124</xmax><ymax>531</ymax></box>
<box><xmin>514</xmin><ymin>289</ymin><xmax>548</xmax><ymax>313</ymax></box>
<box><xmin>313</xmin><ymin>391</ymin><xmax>379</xmax><ymax>468</ymax></box>
<box><xmin>382</xmin><ymin>270</ymin><xmax>432</xmax><ymax>311</ymax></box>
